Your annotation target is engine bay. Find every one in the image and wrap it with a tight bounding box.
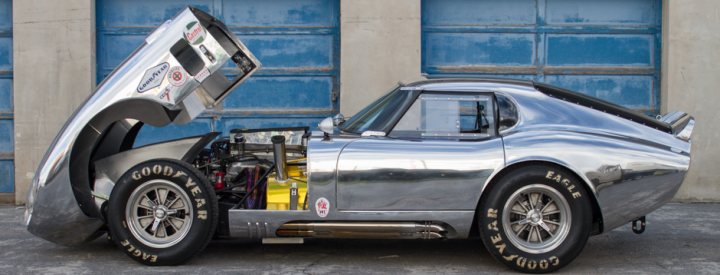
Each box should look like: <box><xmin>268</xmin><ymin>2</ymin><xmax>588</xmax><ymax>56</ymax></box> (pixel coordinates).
<box><xmin>192</xmin><ymin>127</ymin><xmax>310</xmax><ymax>236</ymax></box>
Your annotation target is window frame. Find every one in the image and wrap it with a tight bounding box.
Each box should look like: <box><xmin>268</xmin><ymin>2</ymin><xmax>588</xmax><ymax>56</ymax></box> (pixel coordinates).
<box><xmin>387</xmin><ymin>90</ymin><xmax>500</xmax><ymax>141</ymax></box>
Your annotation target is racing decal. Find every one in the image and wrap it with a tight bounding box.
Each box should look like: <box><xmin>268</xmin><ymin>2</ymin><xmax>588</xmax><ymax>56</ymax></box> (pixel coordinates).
<box><xmin>137</xmin><ymin>62</ymin><xmax>169</xmax><ymax>93</ymax></box>
<box><xmin>194</xmin><ymin>67</ymin><xmax>211</xmax><ymax>83</ymax></box>
<box><xmin>545</xmin><ymin>171</ymin><xmax>582</xmax><ymax>199</ymax></box>
<box><xmin>315</xmin><ymin>197</ymin><xmax>330</xmax><ymax>218</ymax></box>
<box><xmin>158</xmin><ymin>86</ymin><xmax>175</xmax><ymax>102</ymax></box>
<box><xmin>167</xmin><ymin>66</ymin><xmax>187</xmax><ymax>86</ymax></box>
<box><xmin>183</xmin><ymin>21</ymin><xmax>206</xmax><ymax>45</ymax></box>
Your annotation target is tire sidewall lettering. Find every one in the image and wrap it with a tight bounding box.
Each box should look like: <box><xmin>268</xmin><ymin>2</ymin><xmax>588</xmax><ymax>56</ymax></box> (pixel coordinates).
<box><xmin>545</xmin><ymin>170</ymin><xmax>583</xmax><ymax>199</ymax></box>
<box><xmin>128</xmin><ymin>162</ymin><xmax>209</xmax><ymax>220</ymax></box>
<box><xmin>119</xmin><ymin>239</ymin><xmax>158</xmax><ymax>263</ymax></box>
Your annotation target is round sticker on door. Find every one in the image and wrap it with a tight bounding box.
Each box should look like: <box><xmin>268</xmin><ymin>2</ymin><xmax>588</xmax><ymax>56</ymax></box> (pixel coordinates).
<box><xmin>167</xmin><ymin>66</ymin><xmax>187</xmax><ymax>86</ymax></box>
<box><xmin>315</xmin><ymin>197</ymin><xmax>330</xmax><ymax>218</ymax></box>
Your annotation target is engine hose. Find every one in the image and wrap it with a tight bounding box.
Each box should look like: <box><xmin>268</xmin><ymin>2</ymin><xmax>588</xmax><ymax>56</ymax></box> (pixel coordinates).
<box><xmin>233</xmin><ymin>164</ymin><xmax>276</xmax><ymax>209</ymax></box>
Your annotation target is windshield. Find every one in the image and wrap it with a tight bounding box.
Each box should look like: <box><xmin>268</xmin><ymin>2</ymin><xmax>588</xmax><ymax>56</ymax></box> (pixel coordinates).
<box><xmin>340</xmin><ymin>87</ymin><xmax>416</xmax><ymax>134</ymax></box>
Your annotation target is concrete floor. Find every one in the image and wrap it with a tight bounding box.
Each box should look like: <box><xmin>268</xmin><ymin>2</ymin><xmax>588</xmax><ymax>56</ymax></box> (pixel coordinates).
<box><xmin>2</xmin><ymin>203</ymin><xmax>719</xmax><ymax>274</ymax></box>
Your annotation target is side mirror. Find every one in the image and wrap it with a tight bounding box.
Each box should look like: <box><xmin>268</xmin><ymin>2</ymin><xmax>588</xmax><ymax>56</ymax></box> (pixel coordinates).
<box><xmin>318</xmin><ymin>117</ymin><xmax>334</xmax><ymax>136</ymax></box>
<box><xmin>332</xmin><ymin>113</ymin><xmax>345</xmax><ymax>126</ymax></box>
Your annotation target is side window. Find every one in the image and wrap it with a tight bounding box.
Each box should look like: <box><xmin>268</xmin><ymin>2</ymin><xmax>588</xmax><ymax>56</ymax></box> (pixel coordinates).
<box><xmin>391</xmin><ymin>93</ymin><xmax>496</xmax><ymax>139</ymax></box>
<box><xmin>496</xmin><ymin>94</ymin><xmax>518</xmax><ymax>132</ymax></box>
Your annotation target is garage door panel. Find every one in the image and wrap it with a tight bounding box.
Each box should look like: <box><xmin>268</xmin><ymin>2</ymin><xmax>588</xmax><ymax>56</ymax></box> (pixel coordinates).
<box><xmin>0</xmin><ymin>0</ymin><xmax>11</xmax><ymax>193</ymax></box>
<box><xmin>220</xmin><ymin>117</ymin><xmax>323</xmax><ymax>134</ymax></box>
<box><xmin>544</xmin><ymin>75</ymin><xmax>654</xmax><ymax>110</ymax></box>
<box><xmin>425</xmin><ymin>33</ymin><xmax>535</xmax><ymax>67</ymax></box>
<box><xmin>423</xmin><ymin>0</ymin><xmax>661</xmax><ymax>113</ymax></box>
<box><xmin>0</xmin><ymin>37</ymin><xmax>11</xmax><ymax>70</ymax></box>
<box><xmin>546</xmin><ymin>35</ymin><xmax>654</xmax><ymax>67</ymax></box>
<box><xmin>98</xmin><ymin>0</ymin><xmax>339</xmax><ymax>147</ymax></box>
<box><xmin>222</xmin><ymin>0</ymin><xmax>337</xmax><ymax>27</ymax></box>
<box><xmin>0</xmin><ymin>79</ymin><xmax>10</xmax><ymax>112</ymax></box>
<box><xmin>546</xmin><ymin>0</ymin><xmax>659</xmax><ymax>26</ymax></box>
<box><xmin>224</xmin><ymin>76</ymin><xmax>332</xmax><ymax>110</ymax></box>
<box><xmin>97</xmin><ymin>34</ymin><xmax>147</xmax><ymax>74</ymax></box>
<box><xmin>0</xmin><ymin>161</ymin><xmax>12</xmax><ymax>192</ymax></box>
<box><xmin>0</xmin><ymin>0</ymin><xmax>9</xmax><ymax>29</ymax></box>
<box><xmin>0</xmin><ymin>120</ymin><xmax>12</xmax><ymax>152</ymax></box>
<box><xmin>98</xmin><ymin>0</ymin><xmax>213</xmax><ymax>27</ymax></box>
<box><xmin>240</xmin><ymin>35</ymin><xmax>335</xmax><ymax>71</ymax></box>
<box><xmin>134</xmin><ymin>118</ymin><xmax>214</xmax><ymax>146</ymax></box>
<box><xmin>423</xmin><ymin>0</ymin><xmax>535</xmax><ymax>26</ymax></box>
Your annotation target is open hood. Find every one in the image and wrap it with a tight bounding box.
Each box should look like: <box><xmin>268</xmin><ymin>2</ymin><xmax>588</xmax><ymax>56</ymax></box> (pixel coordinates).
<box><xmin>25</xmin><ymin>7</ymin><xmax>260</xmax><ymax>245</ymax></box>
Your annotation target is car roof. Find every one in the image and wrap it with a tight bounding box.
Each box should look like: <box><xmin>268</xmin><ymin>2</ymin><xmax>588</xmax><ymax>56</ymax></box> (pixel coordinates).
<box><xmin>404</xmin><ymin>78</ymin><xmax>535</xmax><ymax>91</ymax></box>
<box><xmin>403</xmin><ymin>78</ymin><xmax>672</xmax><ymax>133</ymax></box>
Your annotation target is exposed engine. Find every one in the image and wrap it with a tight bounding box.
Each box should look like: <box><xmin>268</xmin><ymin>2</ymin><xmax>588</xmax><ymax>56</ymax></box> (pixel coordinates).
<box><xmin>192</xmin><ymin>127</ymin><xmax>309</xmax><ymax>235</ymax></box>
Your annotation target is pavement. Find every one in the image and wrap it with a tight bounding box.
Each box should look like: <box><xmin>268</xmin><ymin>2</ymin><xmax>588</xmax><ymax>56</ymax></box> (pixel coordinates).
<box><xmin>1</xmin><ymin>203</ymin><xmax>719</xmax><ymax>274</ymax></box>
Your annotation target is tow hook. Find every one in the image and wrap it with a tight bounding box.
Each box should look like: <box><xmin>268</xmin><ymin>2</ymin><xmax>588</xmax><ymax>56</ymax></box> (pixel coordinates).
<box><xmin>631</xmin><ymin>216</ymin><xmax>646</xmax><ymax>234</ymax></box>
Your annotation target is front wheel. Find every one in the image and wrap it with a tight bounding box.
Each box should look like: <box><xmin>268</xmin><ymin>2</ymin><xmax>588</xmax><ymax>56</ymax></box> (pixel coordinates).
<box><xmin>479</xmin><ymin>165</ymin><xmax>592</xmax><ymax>273</ymax></box>
<box><xmin>107</xmin><ymin>159</ymin><xmax>218</xmax><ymax>265</ymax></box>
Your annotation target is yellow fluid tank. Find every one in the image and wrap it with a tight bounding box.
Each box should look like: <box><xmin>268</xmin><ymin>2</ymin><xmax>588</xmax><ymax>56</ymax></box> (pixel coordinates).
<box><xmin>266</xmin><ymin>158</ymin><xmax>308</xmax><ymax>210</ymax></box>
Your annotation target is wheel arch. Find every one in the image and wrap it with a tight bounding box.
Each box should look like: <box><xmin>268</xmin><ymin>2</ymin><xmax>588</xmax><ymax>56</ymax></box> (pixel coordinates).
<box><xmin>472</xmin><ymin>159</ymin><xmax>604</xmax><ymax>236</ymax></box>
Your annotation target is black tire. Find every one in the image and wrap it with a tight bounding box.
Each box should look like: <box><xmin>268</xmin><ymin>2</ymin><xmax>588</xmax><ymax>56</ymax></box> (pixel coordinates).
<box><xmin>107</xmin><ymin>159</ymin><xmax>218</xmax><ymax>265</ymax></box>
<box><xmin>478</xmin><ymin>165</ymin><xmax>592</xmax><ymax>273</ymax></box>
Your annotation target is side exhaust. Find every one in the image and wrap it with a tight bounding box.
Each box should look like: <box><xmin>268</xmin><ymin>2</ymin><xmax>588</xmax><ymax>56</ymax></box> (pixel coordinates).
<box><xmin>276</xmin><ymin>222</ymin><xmax>447</xmax><ymax>239</ymax></box>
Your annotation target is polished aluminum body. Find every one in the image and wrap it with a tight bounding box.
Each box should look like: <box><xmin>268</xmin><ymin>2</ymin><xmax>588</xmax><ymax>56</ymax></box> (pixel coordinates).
<box><xmin>230</xmin><ymin>80</ymin><xmax>694</xmax><ymax>238</ymax></box>
<box><xmin>228</xmin><ymin>80</ymin><xmax>691</xmax><ymax>238</ymax></box>
<box><xmin>26</xmin><ymin>7</ymin><xmax>691</xmax><ymax>244</ymax></box>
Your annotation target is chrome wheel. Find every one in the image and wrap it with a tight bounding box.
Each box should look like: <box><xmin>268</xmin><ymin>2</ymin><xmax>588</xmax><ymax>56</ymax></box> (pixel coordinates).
<box><xmin>502</xmin><ymin>184</ymin><xmax>571</xmax><ymax>254</ymax></box>
<box><xmin>125</xmin><ymin>179</ymin><xmax>193</xmax><ymax>248</ymax></box>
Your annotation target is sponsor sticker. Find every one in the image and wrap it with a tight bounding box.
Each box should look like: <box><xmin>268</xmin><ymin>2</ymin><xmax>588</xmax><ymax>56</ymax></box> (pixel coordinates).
<box><xmin>194</xmin><ymin>67</ymin><xmax>211</xmax><ymax>83</ymax></box>
<box><xmin>158</xmin><ymin>85</ymin><xmax>175</xmax><ymax>102</ymax></box>
<box><xmin>183</xmin><ymin>21</ymin><xmax>206</xmax><ymax>45</ymax></box>
<box><xmin>167</xmin><ymin>66</ymin><xmax>187</xmax><ymax>86</ymax></box>
<box><xmin>315</xmin><ymin>197</ymin><xmax>330</xmax><ymax>218</ymax></box>
<box><xmin>137</xmin><ymin>62</ymin><xmax>169</xmax><ymax>93</ymax></box>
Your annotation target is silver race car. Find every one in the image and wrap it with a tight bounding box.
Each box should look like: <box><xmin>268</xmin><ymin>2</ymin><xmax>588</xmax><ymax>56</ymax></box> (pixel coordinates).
<box><xmin>24</xmin><ymin>7</ymin><xmax>694</xmax><ymax>273</ymax></box>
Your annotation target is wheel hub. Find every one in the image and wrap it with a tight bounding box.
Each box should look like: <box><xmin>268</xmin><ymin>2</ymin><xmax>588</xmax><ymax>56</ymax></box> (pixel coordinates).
<box><xmin>527</xmin><ymin>210</ymin><xmax>542</xmax><ymax>224</ymax></box>
<box><xmin>154</xmin><ymin>207</ymin><xmax>168</xmax><ymax>220</ymax></box>
<box><xmin>502</xmin><ymin>184</ymin><xmax>572</xmax><ymax>254</ymax></box>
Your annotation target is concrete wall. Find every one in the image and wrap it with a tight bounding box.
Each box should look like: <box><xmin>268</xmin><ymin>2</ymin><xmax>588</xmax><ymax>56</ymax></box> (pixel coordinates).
<box><xmin>12</xmin><ymin>0</ymin><xmax>95</xmax><ymax>204</ymax></box>
<box><xmin>663</xmin><ymin>0</ymin><xmax>720</xmax><ymax>201</ymax></box>
<box><xmin>339</xmin><ymin>0</ymin><xmax>423</xmax><ymax>116</ymax></box>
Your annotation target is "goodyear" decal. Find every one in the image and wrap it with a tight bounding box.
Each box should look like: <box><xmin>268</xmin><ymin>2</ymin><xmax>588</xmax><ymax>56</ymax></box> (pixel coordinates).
<box><xmin>130</xmin><ymin>164</ymin><xmax>207</xmax><ymax>220</ymax></box>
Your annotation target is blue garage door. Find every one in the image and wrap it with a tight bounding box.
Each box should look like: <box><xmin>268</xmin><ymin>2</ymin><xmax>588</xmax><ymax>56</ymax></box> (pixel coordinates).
<box><xmin>0</xmin><ymin>0</ymin><xmax>13</xmax><ymax>193</ymax></box>
<box><xmin>423</xmin><ymin>0</ymin><xmax>661</xmax><ymax>114</ymax></box>
<box><xmin>97</xmin><ymin>0</ymin><xmax>339</xmax><ymax>145</ymax></box>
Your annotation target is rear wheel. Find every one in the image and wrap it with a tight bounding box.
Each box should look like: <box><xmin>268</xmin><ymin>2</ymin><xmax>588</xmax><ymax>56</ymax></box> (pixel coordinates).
<box><xmin>107</xmin><ymin>159</ymin><xmax>218</xmax><ymax>265</ymax></box>
<box><xmin>479</xmin><ymin>165</ymin><xmax>592</xmax><ymax>273</ymax></box>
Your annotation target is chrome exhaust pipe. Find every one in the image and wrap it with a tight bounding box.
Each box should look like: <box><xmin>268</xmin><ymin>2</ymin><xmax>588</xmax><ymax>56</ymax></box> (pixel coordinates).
<box><xmin>276</xmin><ymin>222</ymin><xmax>446</xmax><ymax>239</ymax></box>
